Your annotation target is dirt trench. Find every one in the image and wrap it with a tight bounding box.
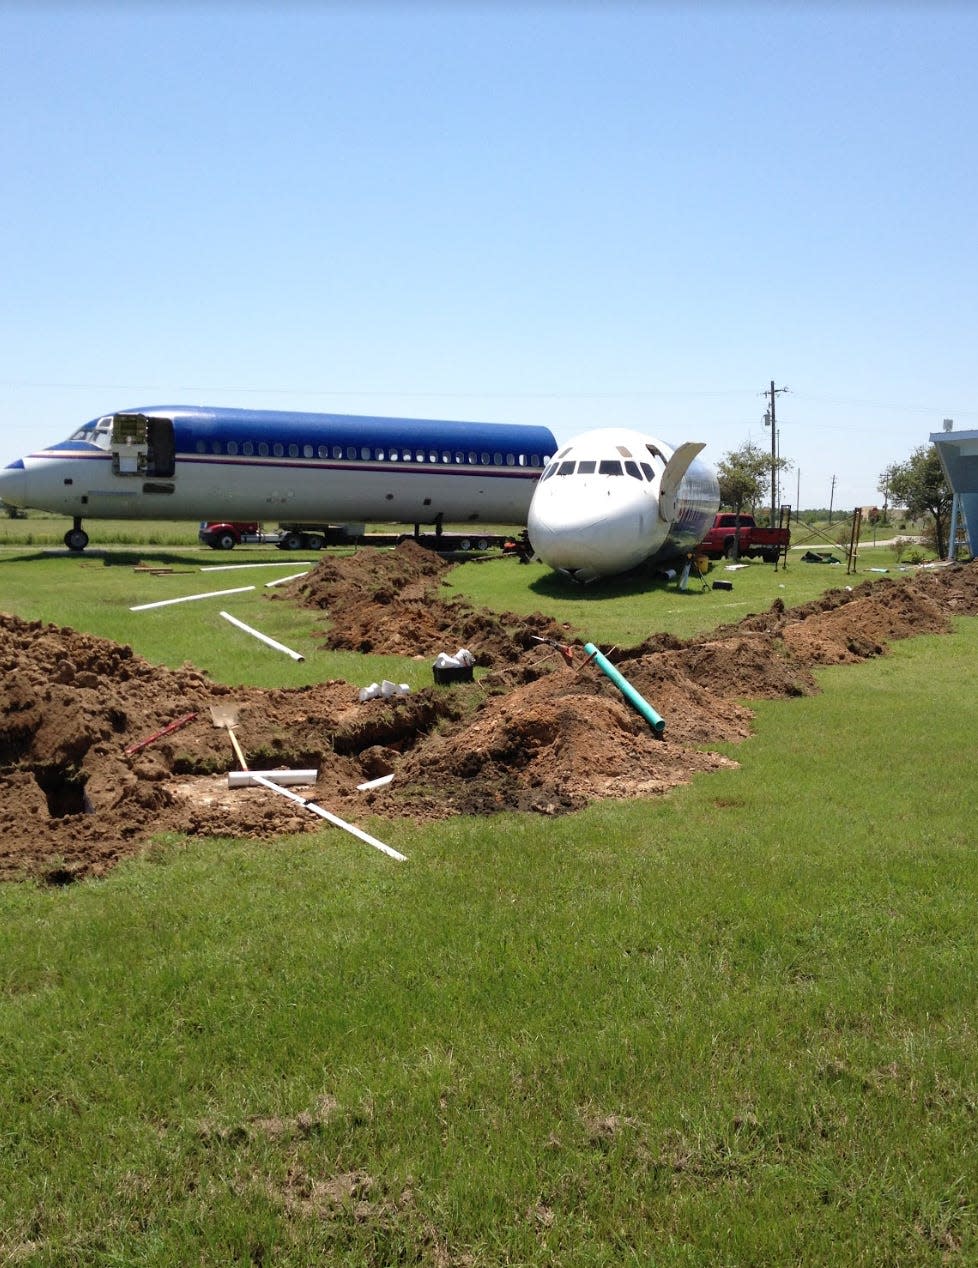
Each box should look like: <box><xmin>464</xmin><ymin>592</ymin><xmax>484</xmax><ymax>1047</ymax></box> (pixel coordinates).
<box><xmin>2</xmin><ymin>541</ymin><xmax>976</xmax><ymax>883</ymax></box>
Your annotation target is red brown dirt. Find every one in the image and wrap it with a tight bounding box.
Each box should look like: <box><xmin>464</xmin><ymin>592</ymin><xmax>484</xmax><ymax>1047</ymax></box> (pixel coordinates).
<box><xmin>3</xmin><ymin>544</ymin><xmax>977</xmax><ymax>884</ymax></box>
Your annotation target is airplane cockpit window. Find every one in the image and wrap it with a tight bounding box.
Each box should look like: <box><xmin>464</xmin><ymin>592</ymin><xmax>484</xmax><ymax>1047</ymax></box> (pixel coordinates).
<box><xmin>578</xmin><ymin>460</ymin><xmax>596</xmax><ymax>475</ymax></box>
<box><xmin>616</xmin><ymin>446</ymin><xmax>633</xmax><ymax>459</ymax></box>
<box><xmin>540</xmin><ymin>463</ymin><xmax>557</xmax><ymax>481</ymax></box>
<box><xmin>624</xmin><ymin>461</ymin><xmax>642</xmax><ymax>480</ymax></box>
<box><xmin>645</xmin><ymin>444</ymin><xmax>664</xmax><ymax>461</ymax></box>
<box><xmin>598</xmin><ymin>460</ymin><xmax>623</xmax><ymax>476</ymax></box>
<box><xmin>558</xmin><ymin>461</ymin><xmax>576</xmax><ymax>476</ymax></box>
<box><xmin>641</xmin><ymin>463</ymin><xmax>654</xmax><ymax>481</ymax></box>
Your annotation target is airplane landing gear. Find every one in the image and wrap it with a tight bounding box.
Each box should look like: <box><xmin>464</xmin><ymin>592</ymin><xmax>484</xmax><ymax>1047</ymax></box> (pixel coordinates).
<box><xmin>64</xmin><ymin>518</ymin><xmax>89</xmax><ymax>552</ymax></box>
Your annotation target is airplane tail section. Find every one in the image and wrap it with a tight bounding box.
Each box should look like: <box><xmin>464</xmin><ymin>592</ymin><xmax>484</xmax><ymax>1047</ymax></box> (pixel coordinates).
<box><xmin>658</xmin><ymin>442</ymin><xmax>705</xmax><ymax>523</ymax></box>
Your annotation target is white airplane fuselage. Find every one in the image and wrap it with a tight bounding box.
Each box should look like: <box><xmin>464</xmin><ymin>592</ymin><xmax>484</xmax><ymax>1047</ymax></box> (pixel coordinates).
<box><xmin>527</xmin><ymin>427</ymin><xmax>720</xmax><ymax>579</ymax></box>
<box><xmin>0</xmin><ymin>405</ymin><xmax>557</xmax><ymax>549</ymax></box>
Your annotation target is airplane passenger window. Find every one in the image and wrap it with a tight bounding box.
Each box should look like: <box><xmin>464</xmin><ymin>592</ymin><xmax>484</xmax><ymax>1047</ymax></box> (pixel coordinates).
<box><xmin>273</xmin><ymin>443</ymin><xmax>284</xmax><ymax>457</ymax></box>
<box><xmin>196</xmin><ymin>440</ymin><xmax>206</xmax><ymax>454</ymax></box>
<box><xmin>347</xmin><ymin>446</ymin><xmax>357</xmax><ymax>460</ymax></box>
<box><xmin>227</xmin><ymin>441</ymin><xmax>238</xmax><ymax>456</ymax></box>
<box><xmin>258</xmin><ymin>443</ymin><xmax>269</xmax><ymax>457</ymax></box>
<box><xmin>506</xmin><ymin>454</ymin><xmax>515</xmax><ymax>466</ymax></box>
<box><xmin>429</xmin><ymin>451</ymin><xmax>438</xmax><ymax>463</ymax></box>
<box><xmin>303</xmin><ymin>445</ymin><xmax>313</xmax><ymax>458</ymax></box>
<box><xmin>243</xmin><ymin>442</ymin><xmax>254</xmax><ymax>456</ymax></box>
<box><xmin>493</xmin><ymin>452</ymin><xmax>502</xmax><ymax>465</ymax></box>
<box><xmin>530</xmin><ymin>454</ymin><xmax>541</xmax><ymax>467</ymax></box>
<box><xmin>332</xmin><ymin>446</ymin><xmax>342</xmax><ymax>459</ymax></box>
<box><xmin>455</xmin><ymin>452</ymin><xmax>464</xmax><ymax>464</ymax></box>
<box><xmin>558</xmin><ymin>461</ymin><xmax>576</xmax><ymax>476</ymax></box>
<box><xmin>480</xmin><ymin>453</ymin><xmax>490</xmax><ymax>465</ymax></box>
<box><xmin>361</xmin><ymin>447</ymin><xmax>371</xmax><ymax>461</ymax></box>
<box><xmin>416</xmin><ymin>450</ymin><xmax>425</xmax><ymax>462</ymax></box>
<box><xmin>641</xmin><ymin>463</ymin><xmax>654</xmax><ymax>480</ymax></box>
<box><xmin>211</xmin><ymin>440</ymin><xmax>222</xmax><ymax>454</ymax></box>
<box><xmin>518</xmin><ymin>454</ymin><xmax>526</xmax><ymax>466</ymax></box>
<box><xmin>468</xmin><ymin>452</ymin><xmax>477</xmax><ymax>465</ymax></box>
<box><xmin>624</xmin><ymin>461</ymin><xmax>641</xmax><ymax>480</ymax></box>
<box><xmin>599</xmin><ymin>460</ymin><xmax>623</xmax><ymax>476</ymax></box>
<box><xmin>441</xmin><ymin>451</ymin><xmax>451</xmax><ymax>463</ymax></box>
<box><xmin>318</xmin><ymin>445</ymin><xmax>327</xmax><ymax>458</ymax></box>
<box><xmin>578</xmin><ymin>460</ymin><xmax>596</xmax><ymax>474</ymax></box>
<box><xmin>289</xmin><ymin>444</ymin><xmax>299</xmax><ymax>458</ymax></box>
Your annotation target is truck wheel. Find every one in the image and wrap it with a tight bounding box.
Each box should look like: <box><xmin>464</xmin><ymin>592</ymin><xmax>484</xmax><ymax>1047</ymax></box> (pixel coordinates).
<box><xmin>279</xmin><ymin>531</ymin><xmax>304</xmax><ymax>550</ymax></box>
<box><xmin>215</xmin><ymin>532</ymin><xmax>236</xmax><ymax>551</ymax></box>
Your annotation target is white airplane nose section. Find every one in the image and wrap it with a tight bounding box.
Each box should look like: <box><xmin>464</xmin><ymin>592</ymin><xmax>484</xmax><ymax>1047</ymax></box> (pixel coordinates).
<box><xmin>528</xmin><ymin>478</ymin><xmax>665</xmax><ymax>577</ymax></box>
<box><xmin>0</xmin><ymin>459</ymin><xmax>29</xmax><ymax>508</ymax></box>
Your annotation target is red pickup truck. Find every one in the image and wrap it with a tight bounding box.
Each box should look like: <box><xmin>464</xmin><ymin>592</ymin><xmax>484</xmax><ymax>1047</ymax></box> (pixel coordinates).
<box><xmin>697</xmin><ymin>513</ymin><xmax>789</xmax><ymax>563</ymax></box>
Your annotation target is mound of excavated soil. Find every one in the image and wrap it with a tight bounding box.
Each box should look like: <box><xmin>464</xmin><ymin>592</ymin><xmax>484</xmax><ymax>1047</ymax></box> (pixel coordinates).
<box><xmin>3</xmin><ymin>549</ymin><xmax>978</xmax><ymax>884</ymax></box>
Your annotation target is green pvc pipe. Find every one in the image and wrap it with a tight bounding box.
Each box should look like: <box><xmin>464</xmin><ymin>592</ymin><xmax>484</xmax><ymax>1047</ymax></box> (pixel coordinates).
<box><xmin>584</xmin><ymin>642</ymin><xmax>665</xmax><ymax>736</ymax></box>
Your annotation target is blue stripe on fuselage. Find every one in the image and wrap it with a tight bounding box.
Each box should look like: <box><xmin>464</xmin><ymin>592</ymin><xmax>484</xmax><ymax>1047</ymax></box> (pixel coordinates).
<box><xmin>74</xmin><ymin>405</ymin><xmax>557</xmax><ymax>462</ymax></box>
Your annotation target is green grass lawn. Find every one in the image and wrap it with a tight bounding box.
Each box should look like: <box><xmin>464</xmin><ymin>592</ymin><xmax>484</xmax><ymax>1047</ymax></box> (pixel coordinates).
<box><xmin>1</xmin><ymin>538</ymin><xmax>976</xmax><ymax>1263</ymax></box>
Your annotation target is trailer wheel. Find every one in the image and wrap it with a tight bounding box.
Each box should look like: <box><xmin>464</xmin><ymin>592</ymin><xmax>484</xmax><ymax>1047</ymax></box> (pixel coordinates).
<box><xmin>475</xmin><ymin>537</ymin><xmax>489</xmax><ymax>551</ymax></box>
<box><xmin>279</xmin><ymin>531</ymin><xmax>304</xmax><ymax>550</ymax></box>
<box><xmin>459</xmin><ymin>538</ymin><xmax>472</xmax><ymax>551</ymax></box>
<box><xmin>304</xmin><ymin>535</ymin><xmax>324</xmax><ymax>550</ymax></box>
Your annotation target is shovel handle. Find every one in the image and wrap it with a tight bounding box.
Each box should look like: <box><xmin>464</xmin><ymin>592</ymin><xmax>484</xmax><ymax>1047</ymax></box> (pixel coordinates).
<box><xmin>227</xmin><ymin>728</ymin><xmax>249</xmax><ymax>771</ymax></box>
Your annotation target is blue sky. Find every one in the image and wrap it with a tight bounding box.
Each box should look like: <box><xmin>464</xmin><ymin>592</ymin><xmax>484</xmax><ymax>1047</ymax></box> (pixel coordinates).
<box><xmin>2</xmin><ymin>1</ymin><xmax>976</xmax><ymax>510</ymax></box>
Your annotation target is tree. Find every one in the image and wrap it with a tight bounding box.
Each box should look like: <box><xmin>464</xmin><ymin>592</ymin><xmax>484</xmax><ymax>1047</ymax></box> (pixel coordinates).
<box><xmin>716</xmin><ymin>441</ymin><xmax>769</xmax><ymax>517</ymax></box>
<box><xmin>883</xmin><ymin>445</ymin><xmax>952</xmax><ymax>558</ymax></box>
<box><xmin>716</xmin><ymin>441</ymin><xmax>792</xmax><ymax>560</ymax></box>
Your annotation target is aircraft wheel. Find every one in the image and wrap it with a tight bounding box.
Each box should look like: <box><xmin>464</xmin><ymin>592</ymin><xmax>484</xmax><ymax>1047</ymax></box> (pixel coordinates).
<box><xmin>65</xmin><ymin>528</ymin><xmax>89</xmax><ymax>552</ymax></box>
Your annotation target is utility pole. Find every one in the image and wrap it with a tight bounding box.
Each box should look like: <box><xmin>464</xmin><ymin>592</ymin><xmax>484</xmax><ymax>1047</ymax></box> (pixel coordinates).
<box><xmin>829</xmin><ymin>474</ymin><xmax>836</xmax><ymax>524</ymax></box>
<box><xmin>763</xmin><ymin>380</ymin><xmax>789</xmax><ymax>526</ymax></box>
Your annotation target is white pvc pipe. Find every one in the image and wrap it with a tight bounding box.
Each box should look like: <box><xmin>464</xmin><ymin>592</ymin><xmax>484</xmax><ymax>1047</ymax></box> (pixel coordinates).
<box><xmin>227</xmin><ymin>769</ymin><xmax>318</xmax><ymax>788</ymax></box>
<box><xmin>218</xmin><ymin>610</ymin><xmax>305</xmax><ymax>661</ymax></box>
<box><xmin>130</xmin><ymin>586</ymin><xmax>255</xmax><ymax>612</ymax></box>
<box><xmin>250</xmin><ymin>774</ymin><xmax>406</xmax><ymax>862</ymax></box>
<box><xmin>264</xmin><ymin>571</ymin><xmax>310</xmax><ymax>588</ymax></box>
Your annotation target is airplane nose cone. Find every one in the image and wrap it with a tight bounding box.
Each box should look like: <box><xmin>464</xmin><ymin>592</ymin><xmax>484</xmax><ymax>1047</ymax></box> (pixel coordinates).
<box><xmin>0</xmin><ymin>459</ymin><xmax>28</xmax><ymax>509</ymax></box>
<box><xmin>528</xmin><ymin>478</ymin><xmax>663</xmax><ymax>577</ymax></box>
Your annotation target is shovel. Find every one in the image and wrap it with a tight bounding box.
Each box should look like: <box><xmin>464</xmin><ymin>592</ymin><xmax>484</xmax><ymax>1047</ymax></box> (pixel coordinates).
<box><xmin>209</xmin><ymin>702</ymin><xmax>249</xmax><ymax>771</ymax></box>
